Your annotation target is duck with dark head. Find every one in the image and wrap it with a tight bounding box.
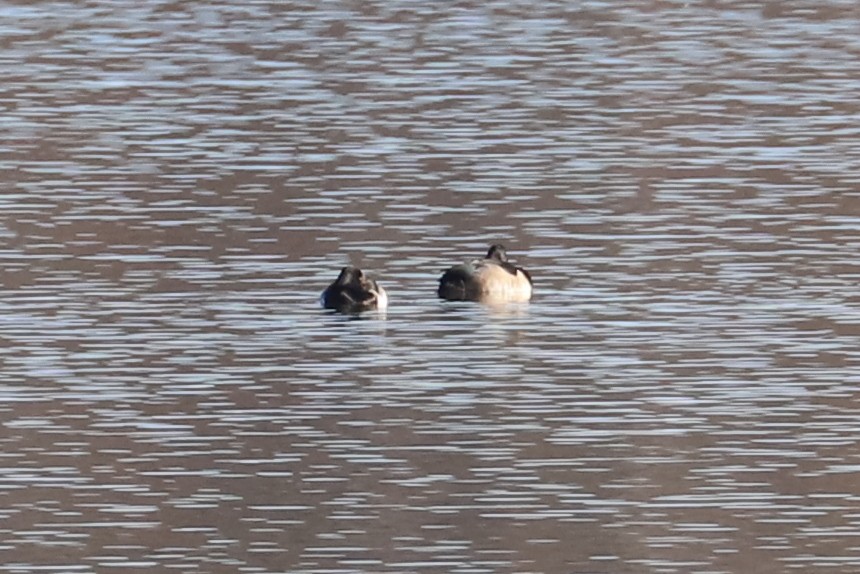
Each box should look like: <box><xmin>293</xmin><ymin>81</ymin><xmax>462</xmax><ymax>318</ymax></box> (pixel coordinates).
<box><xmin>438</xmin><ymin>244</ymin><xmax>532</xmax><ymax>303</ymax></box>
<box><xmin>320</xmin><ymin>266</ymin><xmax>388</xmax><ymax>313</ymax></box>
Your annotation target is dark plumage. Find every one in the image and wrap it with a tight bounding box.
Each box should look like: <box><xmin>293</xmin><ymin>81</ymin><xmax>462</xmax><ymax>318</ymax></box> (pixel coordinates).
<box><xmin>320</xmin><ymin>266</ymin><xmax>388</xmax><ymax>313</ymax></box>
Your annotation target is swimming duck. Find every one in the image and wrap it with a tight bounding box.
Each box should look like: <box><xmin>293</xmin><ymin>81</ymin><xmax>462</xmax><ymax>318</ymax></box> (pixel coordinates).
<box><xmin>438</xmin><ymin>244</ymin><xmax>532</xmax><ymax>303</ymax></box>
<box><xmin>320</xmin><ymin>266</ymin><xmax>388</xmax><ymax>313</ymax></box>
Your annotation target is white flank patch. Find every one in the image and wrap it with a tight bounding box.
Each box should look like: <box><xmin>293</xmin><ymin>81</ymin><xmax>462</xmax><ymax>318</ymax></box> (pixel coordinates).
<box><xmin>375</xmin><ymin>286</ymin><xmax>389</xmax><ymax>310</ymax></box>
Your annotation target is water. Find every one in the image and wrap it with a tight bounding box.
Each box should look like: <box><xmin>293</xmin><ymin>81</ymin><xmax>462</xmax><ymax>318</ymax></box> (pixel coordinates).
<box><xmin>2</xmin><ymin>1</ymin><xmax>860</xmax><ymax>572</ymax></box>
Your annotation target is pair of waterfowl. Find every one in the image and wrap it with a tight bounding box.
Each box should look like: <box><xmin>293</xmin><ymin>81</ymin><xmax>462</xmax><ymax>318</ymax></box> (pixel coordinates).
<box><xmin>320</xmin><ymin>244</ymin><xmax>533</xmax><ymax>313</ymax></box>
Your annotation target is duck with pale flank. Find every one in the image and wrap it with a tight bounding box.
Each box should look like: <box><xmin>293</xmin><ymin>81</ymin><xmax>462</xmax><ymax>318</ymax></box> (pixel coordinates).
<box><xmin>321</xmin><ymin>266</ymin><xmax>388</xmax><ymax>313</ymax></box>
<box><xmin>438</xmin><ymin>244</ymin><xmax>532</xmax><ymax>303</ymax></box>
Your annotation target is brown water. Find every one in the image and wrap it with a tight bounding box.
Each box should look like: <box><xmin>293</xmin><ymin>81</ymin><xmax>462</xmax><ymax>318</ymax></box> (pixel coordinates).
<box><xmin>2</xmin><ymin>1</ymin><xmax>860</xmax><ymax>572</ymax></box>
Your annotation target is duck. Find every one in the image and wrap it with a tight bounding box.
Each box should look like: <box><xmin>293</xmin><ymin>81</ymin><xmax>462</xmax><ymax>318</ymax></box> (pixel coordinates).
<box><xmin>320</xmin><ymin>266</ymin><xmax>388</xmax><ymax>313</ymax></box>
<box><xmin>438</xmin><ymin>244</ymin><xmax>532</xmax><ymax>303</ymax></box>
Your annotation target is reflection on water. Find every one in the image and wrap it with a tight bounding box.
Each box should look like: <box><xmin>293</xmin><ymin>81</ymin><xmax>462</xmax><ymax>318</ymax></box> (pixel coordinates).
<box><xmin>2</xmin><ymin>0</ymin><xmax>860</xmax><ymax>572</ymax></box>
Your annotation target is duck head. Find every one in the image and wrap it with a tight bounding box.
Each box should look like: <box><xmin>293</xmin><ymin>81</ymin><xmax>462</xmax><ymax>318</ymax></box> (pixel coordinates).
<box><xmin>486</xmin><ymin>244</ymin><xmax>508</xmax><ymax>262</ymax></box>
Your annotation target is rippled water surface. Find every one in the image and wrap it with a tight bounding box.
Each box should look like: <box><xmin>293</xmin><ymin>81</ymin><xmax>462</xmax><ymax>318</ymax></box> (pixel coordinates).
<box><xmin>2</xmin><ymin>1</ymin><xmax>860</xmax><ymax>572</ymax></box>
